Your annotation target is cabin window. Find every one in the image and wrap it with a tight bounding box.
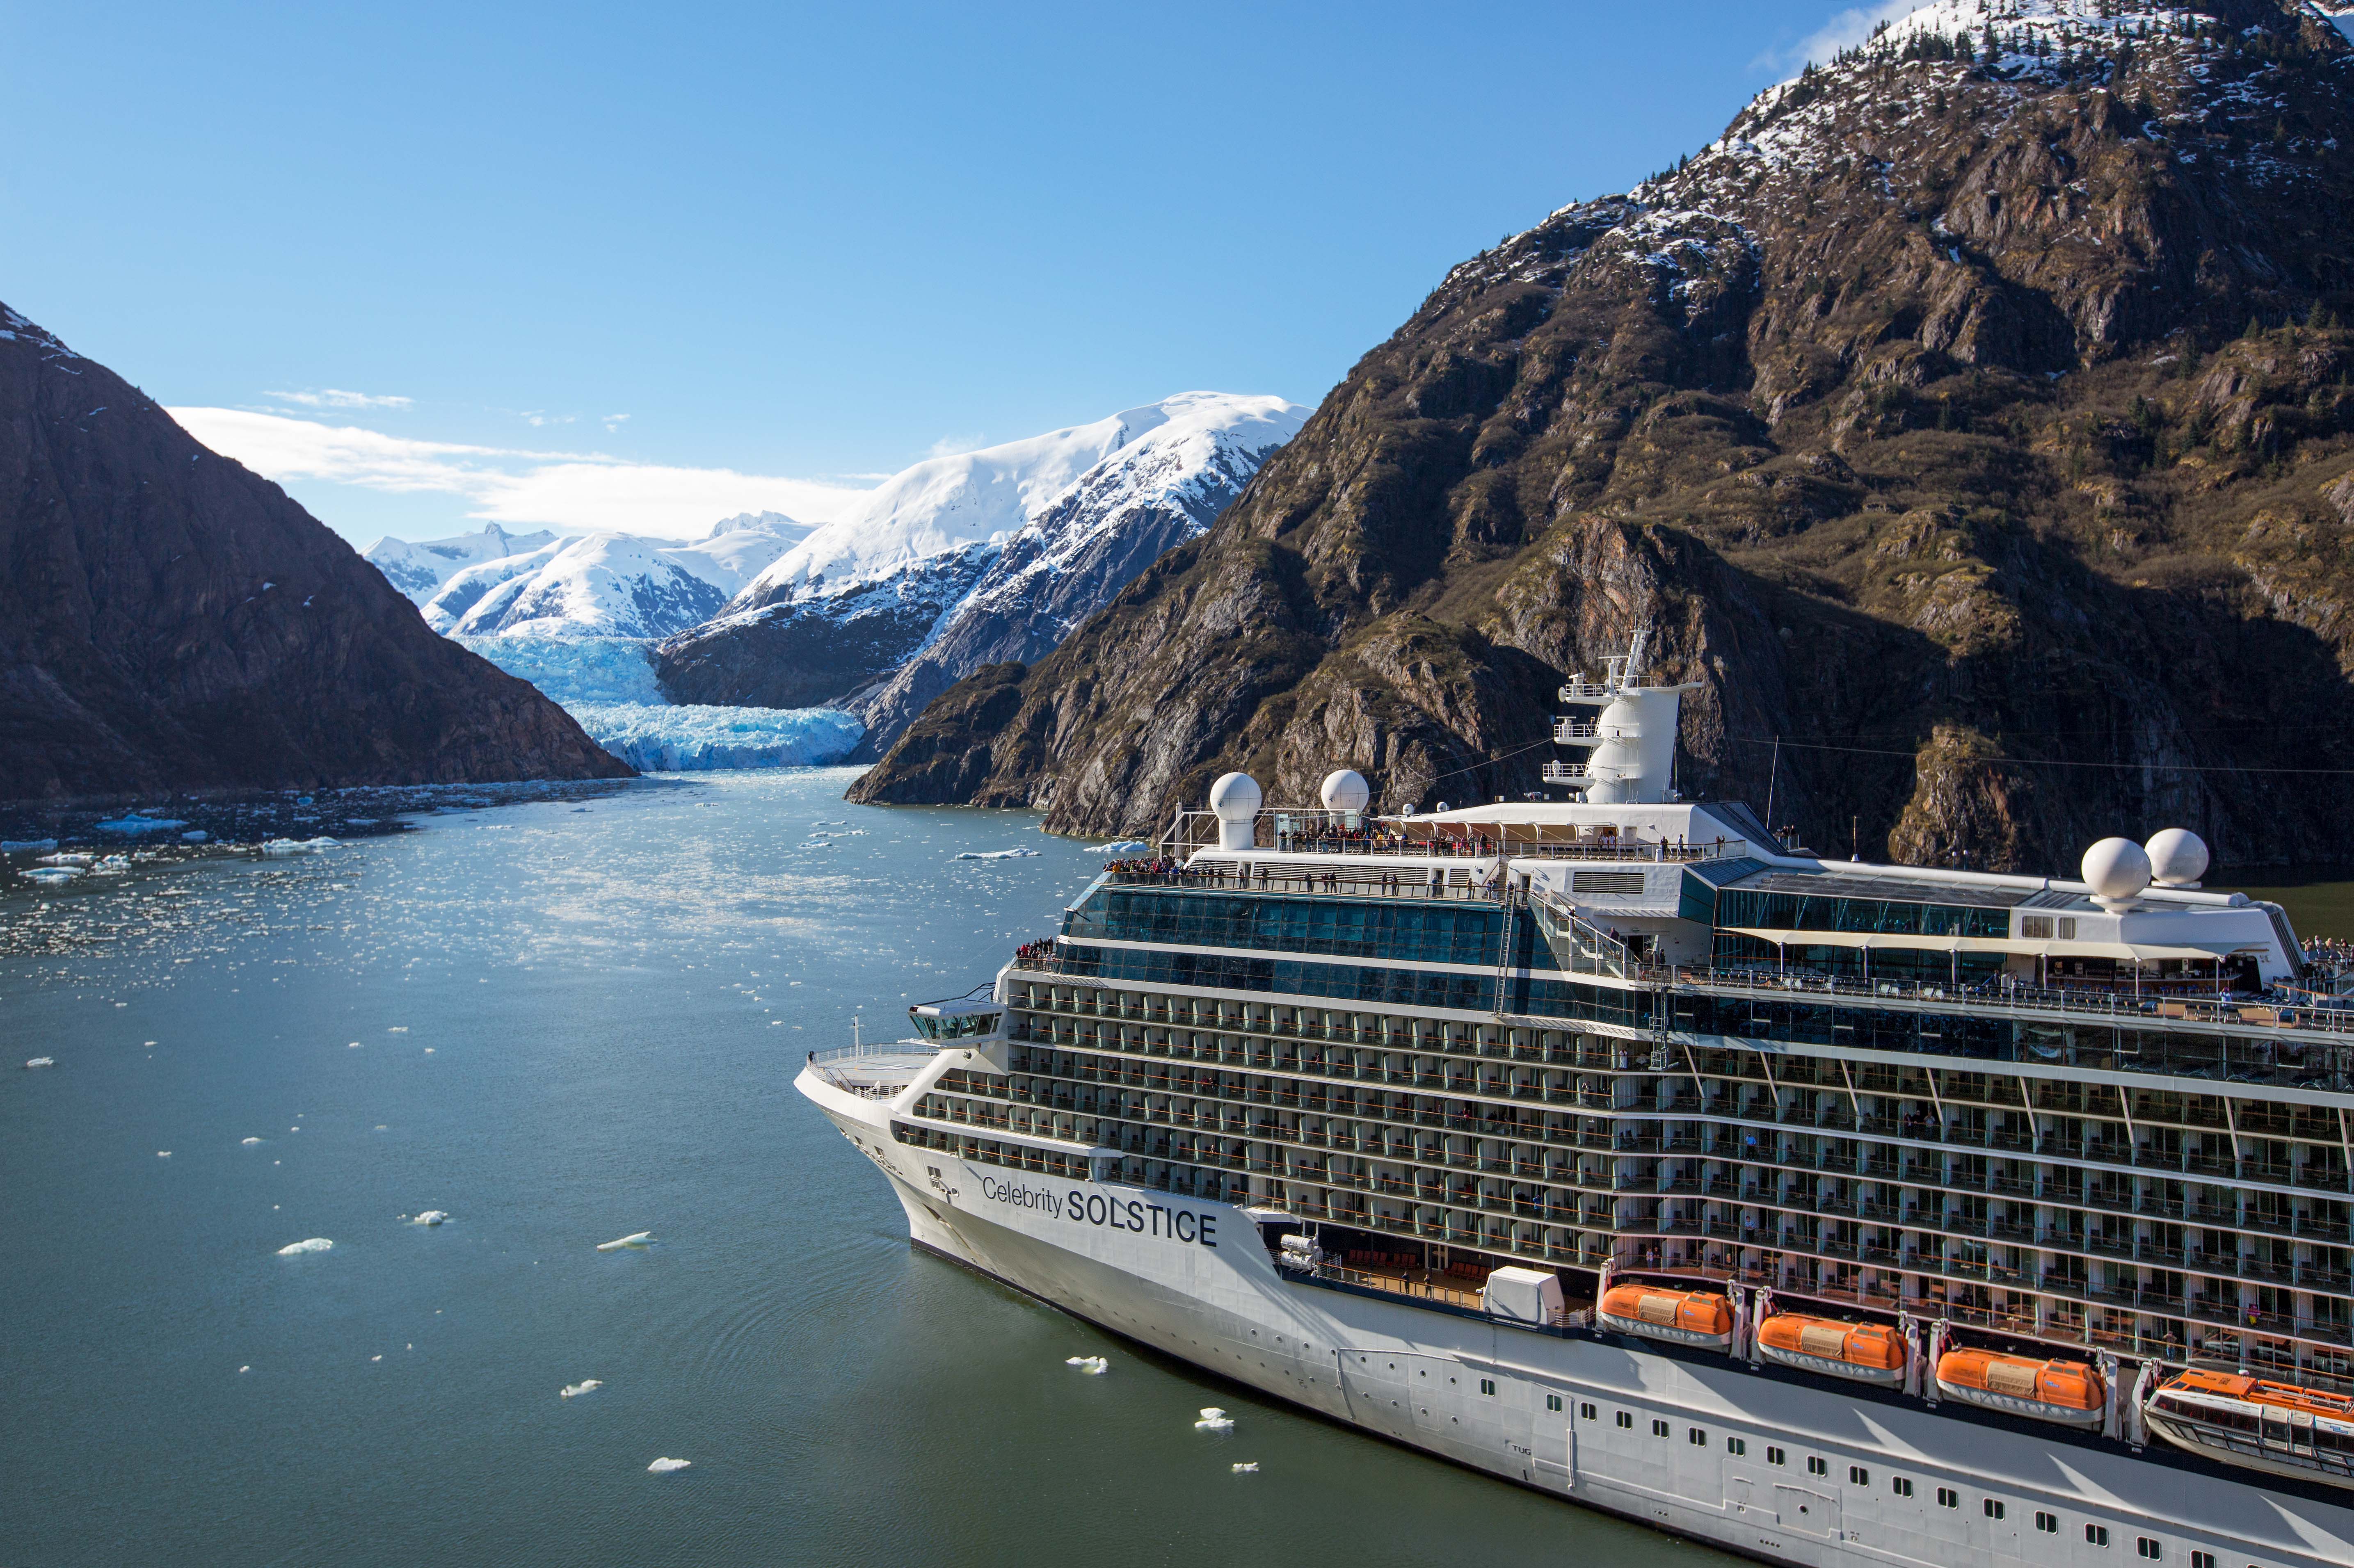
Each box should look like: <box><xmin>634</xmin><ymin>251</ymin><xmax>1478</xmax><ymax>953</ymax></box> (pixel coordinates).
<box><xmin>1767</xmin><ymin>1446</ymin><xmax>1787</xmax><ymax>1466</ymax></box>
<box><xmin>1727</xmin><ymin>1438</ymin><xmax>1747</xmax><ymax>1456</ymax></box>
<box><xmin>1892</xmin><ymin>1478</ymin><xmax>1914</xmax><ymax>1497</ymax></box>
<box><xmin>2087</xmin><ymin>1526</ymin><xmax>2110</xmax><ymax>1547</ymax></box>
<box><xmin>1546</xmin><ymin>1395</ymin><xmax>1563</xmax><ymax>1412</ymax></box>
<box><xmin>1938</xmin><ymin>1488</ymin><xmax>1960</xmax><ymax>1509</ymax></box>
<box><xmin>1652</xmin><ymin>1419</ymin><xmax>1671</xmax><ymax>1438</ymax></box>
<box><xmin>1985</xmin><ymin>1500</ymin><xmax>2007</xmax><ymax>1520</ymax></box>
<box><xmin>2189</xmin><ymin>1556</ymin><xmax>2213</xmax><ymax>1568</ymax></box>
<box><xmin>2036</xmin><ymin>1513</ymin><xmax>2058</xmax><ymax>1534</ymax></box>
<box><xmin>1849</xmin><ymin>1465</ymin><xmax>1869</xmax><ymax>1486</ymax></box>
<box><xmin>1616</xmin><ymin>1411</ymin><xmax>1634</xmax><ymax>1429</ymax></box>
<box><xmin>2137</xmin><ymin>1541</ymin><xmax>2160</xmax><ymax>1561</ymax></box>
<box><xmin>1807</xmin><ymin>1456</ymin><xmax>1828</xmax><ymax>1477</ymax></box>
<box><xmin>2022</xmin><ymin>916</ymin><xmax>2052</xmax><ymax>939</ymax></box>
<box><xmin>1479</xmin><ymin>1379</ymin><xmax>1496</xmax><ymax>1396</ymax></box>
<box><xmin>1690</xmin><ymin>1428</ymin><xmax>1708</xmax><ymax>1446</ymax></box>
<box><xmin>1580</xmin><ymin>1401</ymin><xmax>1596</xmax><ymax>1419</ymax></box>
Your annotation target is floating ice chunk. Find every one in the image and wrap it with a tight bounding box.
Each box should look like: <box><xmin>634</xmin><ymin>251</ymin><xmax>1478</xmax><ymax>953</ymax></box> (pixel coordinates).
<box><xmin>23</xmin><ymin>867</ymin><xmax>81</xmax><ymax>884</ymax></box>
<box><xmin>24</xmin><ymin>1057</ymin><xmax>53</xmax><ymax>1068</ymax></box>
<box><xmin>157</xmin><ymin>1150</ymin><xmax>171</xmax><ymax>1158</ymax></box>
<box><xmin>259</xmin><ymin>837</ymin><xmax>341</xmax><ymax>858</ymax></box>
<box><xmin>560</xmin><ymin>1379</ymin><xmax>604</xmax><ymax>1398</ymax></box>
<box><xmin>347</xmin><ymin>1041</ymin><xmax>363</xmax><ymax>1048</ymax></box>
<box><xmin>35</xmin><ymin>852</ymin><xmax>95</xmax><ymax>865</ymax></box>
<box><xmin>1231</xmin><ymin>1462</ymin><xmax>1259</xmax><ymax>1473</ymax></box>
<box><xmin>955</xmin><ymin>848</ymin><xmax>1039</xmax><ymax>860</ymax></box>
<box><xmin>181</xmin><ymin>830</ymin><xmax>209</xmax><ymax>843</ymax></box>
<box><xmin>1064</xmin><ymin>1356</ymin><xmax>1109</xmax><ymax>1374</ymax></box>
<box><xmin>370</xmin><ymin>1354</ymin><xmax>382</xmax><ymax>1363</ymax></box>
<box><xmin>412</xmin><ymin>1210</ymin><xmax>449</xmax><ymax>1226</ymax></box>
<box><xmin>277</xmin><ymin>1238</ymin><xmax>334</xmax><ymax>1255</ymax></box>
<box><xmin>388</xmin><ymin>1026</ymin><xmax>408</xmax><ymax>1033</ymax></box>
<box><xmin>1089</xmin><ymin>840</ymin><xmax>1151</xmax><ymax>853</ymax></box>
<box><xmin>647</xmin><ymin>1457</ymin><xmax>691</xmax><ymax>1474</ymax></box>
<box><xmin>238</xmin><ymin>1365</ymin><xmax>250</xmax><ymax>1373</ymax></box>
<box><xmin>94</xmin><ymin>814</ymin><xmax>189</xmax><ymax>835</ymax></box>
<box><xmin>596</xmin><ymin>1231</ymin><xmax>655</xmax><ymax>1251</ymax></box>
<box><xmin>0</xmin><ymin>838</ymin><xmax>57</xmax><ymax>851</ymax></box>
<box><xmin>1194</xmin><ymin>1415</ymin><xmax>1234</xmax><ymax>1432</ymax></box>
<box><xmin>241</xmin><ymin>1136</ymin><xmax>262</xmax><ymax>1145</ymax></box>
<box><xmin>1198</xmin><ymin>1407</ymin><xmax>1225</xmax><ymax>1420</ymax></box>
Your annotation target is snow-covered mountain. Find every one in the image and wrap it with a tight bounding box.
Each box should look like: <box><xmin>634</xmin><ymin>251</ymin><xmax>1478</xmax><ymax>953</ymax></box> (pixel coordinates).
<box><xmin>365</xmin><ymin>524</ymin><xmax>560</xmax><ymax>603</ymax></box>
<box><xmin>427</xmin><ymin>514</ymin><xmax>808</xmax><ymax>639</ymax></box>
<box><xmin>654</xmin><ymin>392</ymin><xmax>1306</xmax><ymax>746</ymax></box>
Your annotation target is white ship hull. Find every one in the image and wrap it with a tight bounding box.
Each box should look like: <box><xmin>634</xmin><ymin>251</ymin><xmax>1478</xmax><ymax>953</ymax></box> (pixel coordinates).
<box><xmin>806</xmin><ymin>1069</ymin><xmax>2354</xmax><ymax>1568</ymax></box>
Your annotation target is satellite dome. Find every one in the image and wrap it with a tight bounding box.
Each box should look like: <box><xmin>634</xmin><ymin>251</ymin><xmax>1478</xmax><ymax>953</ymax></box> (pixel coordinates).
<box><xmin>1208</xmin><ymin>772</ymin><xmax>1262</xmax><ymax>822</ymax></box>
<box><xmin>2145</xmin><ymin>827</ymin><xmax>2210</xmax><ymax>888</ymax></box>
<box><xmin>2080</xmin><ymin>837</ymin><xmax>2152</xmax><ymax>909</ymax></box>
<box><xmin>1320</xmin><ymin>769</ymin><xmax>1370</xmax><ymax>813</ymax></box>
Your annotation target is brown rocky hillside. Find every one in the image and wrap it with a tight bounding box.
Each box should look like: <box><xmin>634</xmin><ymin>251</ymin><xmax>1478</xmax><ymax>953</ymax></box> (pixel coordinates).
<box><xmin>0</xmin><ymin>305</ymin><xmax>632</xmax><ymax>801</ymax></box>
<box><xmin>853</xmin><ymin>0</ymin><xmax>2354</xmax><ymax>872</ymax></box>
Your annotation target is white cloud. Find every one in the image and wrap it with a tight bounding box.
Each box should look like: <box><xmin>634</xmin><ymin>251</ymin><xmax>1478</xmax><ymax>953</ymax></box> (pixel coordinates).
<box><xmin>168</xmin><ymin>406</ymin><xmax>873</xmax><ymax>537</ymax></box>
<box><xmin>1755</xmin><ymin>0</ymin><xmax>1915</xmax><ymax>74</ymax></box>
<box><xmin>265</xmin><ymin>388</ymin><xmax>415</xmax><ymax>410</ymax></box>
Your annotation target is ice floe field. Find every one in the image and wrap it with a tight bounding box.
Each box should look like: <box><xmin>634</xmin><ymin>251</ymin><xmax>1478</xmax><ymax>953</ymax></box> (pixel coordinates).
<box><xmin>0</xmin><ymin>769</ymin><xmax>1704</xmax><ymax>1568</ymax></box>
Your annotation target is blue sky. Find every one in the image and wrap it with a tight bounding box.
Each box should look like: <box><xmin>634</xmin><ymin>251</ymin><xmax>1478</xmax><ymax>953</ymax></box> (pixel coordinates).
<box><xmin>0</xmin><ymin>1</ymin><xmax>1901</xmax><ymax>543</ymax></box>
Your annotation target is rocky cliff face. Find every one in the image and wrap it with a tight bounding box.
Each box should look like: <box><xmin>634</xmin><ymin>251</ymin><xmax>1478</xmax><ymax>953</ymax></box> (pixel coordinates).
<box><xmin>852</xmin><ymin>0</ymin><xmax>2354</xmax><ymax>873</ymax></box>
<box><xmin>0</xmin><ymin>305</ymin><xmax>633</xmax><ymax>802</ymax></box>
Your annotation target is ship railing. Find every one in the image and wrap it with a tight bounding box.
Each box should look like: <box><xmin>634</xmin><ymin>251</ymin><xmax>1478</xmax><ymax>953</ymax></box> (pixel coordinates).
<box><xmin>1156</xmin><ymin>808</ymin><xmax>1741</xmax><ymax>864</ymax></box>
<box><xmin>1665</xmin><ymin>963</ymin><xmax>2354</xmax><ymax>1048</ymax></box>
<box><xmin>804</xmin><ymin>1035</ymin><xmax>941</xmax><ymax>1099</ymax></box>
<box><xmin>1529</xmin><ymin>888</ymin><xmax>1633</xmax><ymax>979</ymax></box>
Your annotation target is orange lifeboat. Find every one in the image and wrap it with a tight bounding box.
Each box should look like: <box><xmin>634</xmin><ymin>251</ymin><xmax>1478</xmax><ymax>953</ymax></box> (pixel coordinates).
<box><xmin>2144</xmin><ymin>1370</ymin><xmax>2354</xmax><ymax>1490</ymax></box>
<box><xmin>1756</xmin><ymin>1313</ymin><xmax>1906</xmax><ymax>1386</ymax></box>
<box><xmin>1934</xmin><ymin>1348</ymin><xmax>2105</xmax><ymax>1428</ymax></box>
<box><xmin>1597</xmin><ymin>1285</ymin><xmax>1735</xmax><ymax>1349</ymax></box>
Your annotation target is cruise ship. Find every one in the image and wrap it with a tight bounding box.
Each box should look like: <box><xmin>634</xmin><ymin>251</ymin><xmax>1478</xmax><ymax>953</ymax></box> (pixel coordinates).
<box><xmin>801</xmin><ymin>643</ymin><xmax>2354</xmax><ymax>1568</ymax></box>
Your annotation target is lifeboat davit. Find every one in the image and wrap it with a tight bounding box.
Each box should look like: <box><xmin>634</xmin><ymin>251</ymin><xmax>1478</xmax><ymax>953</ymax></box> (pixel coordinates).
<box><xmin>1598</xmin><ymin>1285</ymin><xmax>1735</xmax><ymax>1349</ymax></box>
<box><xmin>1935</xmin><ymin>1349</ymin><xmax>2105</xmax><ymax>1427</ymax></box>
<box><xmin>2144</xmin><ymin>1370</ymin><xmax>2354</xmax><ymax>1490</ymax></box>
<box><xmin>1756</xmin><ymin>1313</ymin><xmax>1906</xmax><ymax>1385</ymax></box>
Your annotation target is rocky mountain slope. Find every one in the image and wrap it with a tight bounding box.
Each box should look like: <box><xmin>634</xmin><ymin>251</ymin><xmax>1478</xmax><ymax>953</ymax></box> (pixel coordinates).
<box><xmin>852</xmin><ymin>0</ymin><xmax>2354</xmax><ymax>873</ymax></box>
<box><xmin>0</xmin><ymin>306</ymin><xmax>631</xmax><ymax>801</ymax></box>
<box><xmin>653</xmin><ymin>393</ymin><xmax>1305</xmax><ymax>749</ymax></box>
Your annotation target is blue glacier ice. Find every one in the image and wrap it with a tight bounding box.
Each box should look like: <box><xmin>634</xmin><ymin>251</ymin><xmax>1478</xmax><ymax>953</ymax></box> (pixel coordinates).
<box><xmin>457</xmin><ymin>634</ymin><xmax>666</xmax><ymax>705</ymax></box>
<box><xmin>567</xmin><ymin>704</ymin><xmax>864</xmax><ymax>772</ymax></box>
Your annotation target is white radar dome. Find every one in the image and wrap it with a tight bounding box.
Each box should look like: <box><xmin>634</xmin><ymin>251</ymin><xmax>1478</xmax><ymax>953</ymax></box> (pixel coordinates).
<box><xmin>2145</xmin><ymin>827</ymin><xmax>2210</xmax><ymax>888</ymax></box>
<box><xmin>1208</xmin><ymin>772</ymin><xmax>1262</xmax><ymax>822</ymax></box>
<box><xmin>2080</xmin><ymin>837</ymin><xmax>2152</xmax><ymax>908</ymax></box>
<box><xmin>1320</xmin><ymin>769</ymin><xmax>1370</xmax><ymax>813</ymax></box>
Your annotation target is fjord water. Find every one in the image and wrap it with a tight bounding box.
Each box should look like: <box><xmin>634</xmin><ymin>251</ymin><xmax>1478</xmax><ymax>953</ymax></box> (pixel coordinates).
<box><xmin>0</xmin><ymin>771</ymin><xmax>1717</xmax><ymax>1568</ymax></box>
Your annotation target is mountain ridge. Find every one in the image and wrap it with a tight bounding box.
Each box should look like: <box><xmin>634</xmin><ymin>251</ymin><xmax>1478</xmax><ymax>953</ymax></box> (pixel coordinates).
<box><xmin>0</xmin><ymin>306</ymin><xmax>631</xmax><ymax>802</ymax></box>
<box><xmin>851</xmin><ymin>0</ymin><xmax>2354</xmax><ymax>872</ymax></box>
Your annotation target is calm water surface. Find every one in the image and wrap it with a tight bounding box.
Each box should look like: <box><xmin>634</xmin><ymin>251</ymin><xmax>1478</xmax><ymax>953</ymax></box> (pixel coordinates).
<box><xmin>0</xmin><ymin>770</ymin><xmax>1729</xmax><ymax>1568</ymax></box>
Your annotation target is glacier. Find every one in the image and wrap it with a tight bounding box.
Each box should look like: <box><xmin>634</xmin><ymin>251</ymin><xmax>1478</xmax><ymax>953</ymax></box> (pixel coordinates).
<box><xmin>565</xmin><ymin>704</ymin><xmax>863</xmax><ymax>773</ymax></box>
<box><xmin>456</xmin><ymin>633</ymin><xmax>668</xmax><ymax>705</ymax></box>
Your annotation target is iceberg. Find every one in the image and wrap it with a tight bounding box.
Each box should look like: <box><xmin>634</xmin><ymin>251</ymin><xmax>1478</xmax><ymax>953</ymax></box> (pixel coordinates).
<box><xmin>259</xmin><ymin>838</ymin><xmax>340</xmax><ymax>858</ymax></box>
<box><xmin>955</xmin><ymin>848</ymin><xmax>1039</xmax><ymax>861</ymax></box>
<box><xmin>596</xmin><ymin>1230</ymin><xmax>655</xmax><ymax>1251</ymax></box>
<box><xmin>277</xmin><ymin>1238</ymin><xmax>334</xmax><ymax>1255</ymax></box>
<box><xmin>647</xmin><ymin>1457</ymin><xmax>692</xmax><ymax>1474</ymax></box>
<box><xmin>1231</xmin><ymin>1462</ymin><xmax>1259</xmax><ymax>1473</ymax></box>
<box><xmin>568</xmin><ymin>704</ymin><xmax>863</xmax><ymax>773</ymax></box>
<box><xmin>1088</xmin><ymin>840</ymin><xmax>1150</xmax><ymax>853</ymax></box>
<box><xmin>23</xmin><ymin>867</ymin><xmax>81</xmax><ymax>884</ymax></box>
<box><xmin>1</xmin><ymin>838</ymin><xmax>57</xmax><ymax>851</ymax></box>
<box><xmin>25</xmin><ymin>1057</ymin><xmax>54</xmax><ymax>1068</ymax></box>
<box><xmin>412</xmin><ymin>1210</ymin><xmax>449</xmax><ymax>1226</ymax></box>
<box><xmin>560</xmin><ymin>1379</ymin><xmax>603</xmax><ymax>1398</ymax></box>
<box><xmin>1063</xmin><ymin>1355</ymin><xmax>1108</xmax><ymax>1374</ymax></box>
<box><xmin>94</xmin><ymin>813</ymin><xmax>190</xmax><ymax>835</ymax></box>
